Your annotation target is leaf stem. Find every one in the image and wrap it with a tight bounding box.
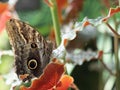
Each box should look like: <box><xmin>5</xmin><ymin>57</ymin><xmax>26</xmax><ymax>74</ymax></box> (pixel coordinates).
<box><xmin>49</xmin><ymin>0</ymin><xmax>61</xmax><ymax>46</ymax></box>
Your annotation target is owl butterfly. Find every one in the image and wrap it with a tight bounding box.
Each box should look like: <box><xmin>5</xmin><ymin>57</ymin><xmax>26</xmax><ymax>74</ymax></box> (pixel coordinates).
<box><xmin>6</xmin><ymin>18</ymin><xmax>53</xmax><ymax>81</ymax></box>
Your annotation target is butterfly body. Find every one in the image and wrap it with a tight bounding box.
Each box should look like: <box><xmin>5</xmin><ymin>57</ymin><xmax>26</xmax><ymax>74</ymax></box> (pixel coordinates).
<box><xmin>6</xmin><ymin>19</ymin><xmax>53</xmax><ymax>81</ymax></box>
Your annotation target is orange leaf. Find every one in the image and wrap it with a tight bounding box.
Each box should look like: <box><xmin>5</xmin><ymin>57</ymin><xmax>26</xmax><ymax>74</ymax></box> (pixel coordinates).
<box><xmin>0</xmin><ymin>2</ymin><xmax>8</xmax><ymax>14</ymax></box>
<box><xmin>63</xmin><ymin>39</ymin><xmax>68</xmax><ymax>47</ymax></box>
<box><xmin>98</xmin><ymin>50</ymin><xmax>103</xmax><ymax>59</ymax></box>
<box><xmin>20</xmin><ymin>62</ymin><xmax>65</xmax><ymax>90</ymax></box>
<box><xmin>82</xmin><ymin>21</ymin><xmax>91</xmax><ymax>27</ymax></box>
<box><xmin>102</xmin><ymin>6</ymin><xmax>120</xmax><ymax>22</ymax></box>
<box><xmin>19</xmin><ymin>74</ymin><xmax>29</xmax><ymax>80</ymax></box>
<box><xmin>56</xmin><ymin>75</ymin><xmax>74</xmax><ymax>90</ymax></box>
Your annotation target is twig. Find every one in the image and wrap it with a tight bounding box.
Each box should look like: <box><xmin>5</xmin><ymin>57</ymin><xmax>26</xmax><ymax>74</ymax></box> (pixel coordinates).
<box><xmin>70</xmin><ymin>83</ymin><xmax>80</xmax><ymax>90</ymax></box>
<box><xmin>106</xmin><ymin>22</ymin><xmax>120</xmax><ymax>38</ymax></box>
<box><xmin>99</xmin><ymin>59</ymin><xmax>116</xmax><ymax>76</ymax></box>
<box><xmin>98</xmin><ymin>51</ymin><xmax>116</xmax><ymax>76</ymax></box>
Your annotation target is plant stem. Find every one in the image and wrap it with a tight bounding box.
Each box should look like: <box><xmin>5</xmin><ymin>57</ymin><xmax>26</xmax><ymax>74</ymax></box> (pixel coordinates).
<box><xmin>106</xmin><ymin>22</ymin><xmax>120</xmax><ymax>90</ymax></box>
<box><xmin>113</xmin><ymin>15</ymin><xmax>120</xmax><ymax>90</ymax></box>
<box><xmin>118</xmin><ymin>0</ymin><xmax>120</xmax><ymax>6</ymax></box>
<box><xmin>114</xmin><ymin>36</ymin><xmax>120</xmax><ymax>90</ymax></box>
<box><xmin>49</xmin><ymin>0</ymin><xmax>61</xmax><ymax>46</ymax></box>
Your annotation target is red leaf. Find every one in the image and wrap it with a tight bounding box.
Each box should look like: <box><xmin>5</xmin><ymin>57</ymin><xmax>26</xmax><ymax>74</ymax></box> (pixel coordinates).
<box><xmin>56</xmin><ymin>75</ymin><xmax>74</xmax><ymax>90</ymax></box>
<box><xmin>0</xmin><ymin>9</ymin><xmax>12</xmax><ymax>34</ymax></box>
<box><xmin>49</xmin><ymin>29</ymin><xmax>55</xmax><ymax>42</ymax></box>
<box><xmin>57</xmin><ymin>0</ymin><xmax>67</xmax><ymax>11</ymax></box>
<box><xmin>20</xmin><ymin>62</ymin><xmax>65</xmax><ymax>90</ymax></box>
<box><xmin>0</xmin><ymin>2</ymin><xmax>12</xmax><ymax>34</ymax></box>
<box><xmin>102</xmin><ymin>6</ymin><xmax>120</xmax><ymax>22</ymax></box>
<box><xmin>56</xmin><ymin>0</ymin><xmax>68</xmax><ymax>23</ymax></box>
<box><xmin>63</xmin><ymin>0</ymin><xmax>83</xmax><ymax>23</ymax></box>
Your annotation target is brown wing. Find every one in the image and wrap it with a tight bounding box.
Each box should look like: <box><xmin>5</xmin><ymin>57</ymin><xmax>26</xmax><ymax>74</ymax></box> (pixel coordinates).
<box><xmin>6</xmin><ymin>18</ymin><xmax>53</xmax><ymax>81</ymax></box>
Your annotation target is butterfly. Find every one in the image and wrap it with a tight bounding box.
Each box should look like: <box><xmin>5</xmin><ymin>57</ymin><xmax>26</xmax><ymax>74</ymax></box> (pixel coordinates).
<box><xmin>6</xmin><ymin>18</ymin><xmax>53</xmax><ymax>81</ymax></box>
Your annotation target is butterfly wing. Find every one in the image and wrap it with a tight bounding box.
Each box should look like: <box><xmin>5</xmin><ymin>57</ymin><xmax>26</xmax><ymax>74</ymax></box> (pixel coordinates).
<box><xmin>6</xmin><ymin>19</ymin><xmax>53</xmax><ymax>81</ymax></box>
